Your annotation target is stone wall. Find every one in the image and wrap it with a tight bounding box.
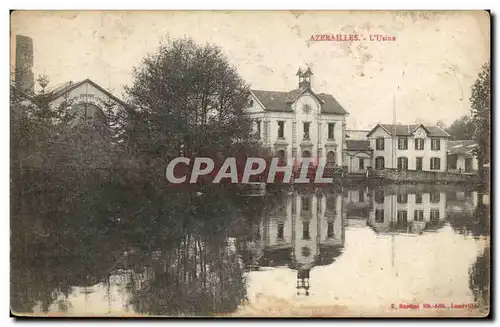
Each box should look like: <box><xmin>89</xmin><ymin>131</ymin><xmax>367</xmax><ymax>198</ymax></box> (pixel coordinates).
<box><xmin>373</xmin><ymin>169</ymin><xmax>478</xmax><ymax>183</ymax></box>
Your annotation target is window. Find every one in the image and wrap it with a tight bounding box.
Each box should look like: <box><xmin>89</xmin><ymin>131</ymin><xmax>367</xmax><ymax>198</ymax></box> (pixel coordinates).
<box><xmin>328</xmin><ymin>123</ymin><xmax>335</xmax><ymax>139</ymax></box>
<box><xmin>397</xmin><ymin>210</ymin><xmax>408</xmax><ymax>226</ymax></box>
<box><xmin>359</xmin><ymin>158</ymin><xmax>365</xmax><ymax>170</ymax></box>
<box><xmin>256</xmin><ymin>120</ymin><xmax>261</xmax><ymax>139</ymax></box>
<box><xmin>249</xmin><ymin>99</ymin><xmax>254</xmax><ymax>107</ymax></box>
<box><xmin>327</xmin><ymin>151</ymin><xmax>336</xmax><ymax>167</ymax></box>
<box><xmin>359</xmin><ymin>190</ymin><xmax>364</xmax><ymax>202</ymax></box>
<box><xmin>414</xmin><ymin>210</ymin><xmax>424</xmax><ymax>221</ymax></box>
<box><xmin>276</xmin><ymin>150</ymin><xmax>286</xmax><ymax>165</ymax></box>
<box><xmin>375</xmin><ymin>190</ymin><xmax>384</xmax><ymax>203</ymax></box>
<box><xmin>397</xmin><ymin>193</ymin><xmax>408</xmax><ymax>204</ymax></box>
<box><xmin>327</xmin><ymin>221</ymin><xmax>334</xmax><ymax>238</ymax></box>
<box><xmin>302</xmin><ymin>197</ymin><xmax>310</xmax><ymax>212</ymax></box>
<box><xmin>375</xmin><ymin>156</ymin><xmax>385</xmax><ymax>170</ymax></box>
<box><xmin>302</xmin><ymin>221</ymin><xmax>310</xmax><ymax>240</ymax></box>
<box><xmin>397</xmin><ymin>157</ymin><xmax>408</xmax><ymax>171</ymax></box>
<box><xmin>415</xmin><ymin>193</ymin><xmax>423</xmax><ymax>204</ymax></box>
<box><xmin>278</xmin><ymin>121</ymin><xmax>285</xmax><ymax>138</ymax></box>
<box><xmin>375</xmin><ymin>209</ymin><xmax>384</xmax><ymax>223</ymax></box>
<box><xmin>431</xmin><ymin>138</ymin><xmax>441</xmax><ymax>151</ymax></box>
<box><xmin>430</xmin><ymin>209</ymin><xmax>440</xmax><ymax>221</ymax></box>
<box><xmin>398</xmin><ymin>137</ymin><xmax>408</xmax><ymax>150</ymax></box>
<box><xmin>326</xmin><ymin>196</ymin><xmax>336</xmax><ymax>211</ymax></box>
<box><xmin>430</xmin><ymin>192</ymin><xmax>440</xmax><ymax>203</ymax></box>
<box><xmin>291</xmin><ymin>198</ymin><xmax>297</xmax><ymax>214</ymax></box>
<box><xmin>430</xmin><ymin>157</ymin><xmax>441</xmax><ymax>170</ymax></box>
<box><xmin>277</xmin><ymin>223</ymin><xmax>284</xmax><ymax>240</ymax></box>
<box><xmin>415</xmin><ymin>138</ymin><xmax>424</xmax><ymax>150</ymax></box>
<box><xmin>302</xmin><ymin>150</ymin><xmax>311</xmax><ymax>158</ymax></box>
<box><xmin>303</xmin><ymin>122</ymin><xmax>310</xmax><ymax>139</ymax></box>
<box><xmin>376</xmin><ymin>138</ymin><xmax>385</xmax><ymax>150</ymax></box>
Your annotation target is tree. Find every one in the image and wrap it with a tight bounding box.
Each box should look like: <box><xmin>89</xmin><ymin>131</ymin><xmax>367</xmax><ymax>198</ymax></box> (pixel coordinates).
<box><xmin>122</xmin><ymin>37</ymin><xmax>255</xmax><ymax>169</ymax></box>
<box><xmin>436</xmin><ymin>120</ymin><xmax>446</xmax><ymax>130</ymax></box>
<box><xmin>470</xmin><ymin>62</ymin><xmax>491</xmax><ymax>178</ymax></box>
<box><xmin>445</xmin><ymin>115</ymin><xmax>476</xmax><ymax>140</ymax></box>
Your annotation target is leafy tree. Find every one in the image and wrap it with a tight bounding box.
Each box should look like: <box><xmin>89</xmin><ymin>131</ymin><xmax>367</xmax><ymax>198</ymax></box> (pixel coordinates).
<box><xmin>469</xmin><ymin>62</ymin><xmax>491</xmax><ymax>179</ymax></box>
<box><xmin>445</xmin><ymin>115</ymin><xmax>476</xmax><ymax>140</ymax></box>
<box><xmin>122</xmin><ymin>37</ymin><xmax>255</xmax><ymax>169</ymax></box>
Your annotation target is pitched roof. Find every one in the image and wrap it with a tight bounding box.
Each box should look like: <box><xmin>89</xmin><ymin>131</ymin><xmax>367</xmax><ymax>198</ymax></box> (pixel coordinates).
<box><xmin>367</xmin><ymin>123</ymin><xmax>450</xmax><ymax>138</ymax></box>
<box><xmin>448</xmin><ymin>140</ymin><xmax>478</xmax><ymax>155</ymax></box>
<box><xmin>346</xmin><ymin>140</ymin><xmax>372</xmax><ymax>151</ymax></box>
<box><xmin>47</xmin><ymin>78</ymin><xmax>128</xmax><ymax>108</ymax></box>
<box><xmin>250</xmin><ymin>88</ymin><xmax>348</xmax><ymax>115</ymax></box>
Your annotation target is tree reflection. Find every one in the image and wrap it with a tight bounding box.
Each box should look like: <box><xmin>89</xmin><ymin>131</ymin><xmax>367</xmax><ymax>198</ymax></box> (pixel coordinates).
<box><xmin>11</xmin><ymin>168</ymin><xmax>277</xmax><ymax>315</ymax></box>
<box><xmin>469</xmin><ymin>246</ymin><xmax>490</xmax><ymax>311</ymax></box>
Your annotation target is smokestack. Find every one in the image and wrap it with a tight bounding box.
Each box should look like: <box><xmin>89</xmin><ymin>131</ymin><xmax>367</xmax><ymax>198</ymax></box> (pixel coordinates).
<box><xmin>15</xmin><ymin>35</ymin><xmax>34</xmax><ymax>95</ymax></box>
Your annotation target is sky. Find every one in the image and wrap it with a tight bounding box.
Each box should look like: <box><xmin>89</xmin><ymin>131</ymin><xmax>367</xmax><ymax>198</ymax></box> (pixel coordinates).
<box><xmin>11</xmin><ymin>10</ymin><xmax>490</xmax><ymax>130</ymax></box>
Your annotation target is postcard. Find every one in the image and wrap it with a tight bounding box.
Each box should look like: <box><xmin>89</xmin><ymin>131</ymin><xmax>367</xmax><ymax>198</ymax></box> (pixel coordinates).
<box><xmin>10</xmin><ymin>10</ymin><xmax>491</xmax><ymax>318</ymax></box>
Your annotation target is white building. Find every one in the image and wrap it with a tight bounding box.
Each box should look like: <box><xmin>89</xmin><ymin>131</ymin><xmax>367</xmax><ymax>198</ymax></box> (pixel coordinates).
<box><xmin>366</xmin><ymin>124</ymin><xmax>450</xmax><ymax>172</ymax></box>
<box><xmin>47</xmin><ymin>78</ymin><xmax>126</xmax><ymax>122</ymax></box>
<box><xmin>246</xmin><ymin>68</ymin><xmax>348</xmax><ymax>167</ymax></box>
<box><xmin>255</xmin><ymin>189</ymin><xmax>345</xmax><ymax>270</ymax></box>
<box><xmin>447</xmin><ymin>140</ymin><xmax>479</xmax><ymax>173</ymax></box>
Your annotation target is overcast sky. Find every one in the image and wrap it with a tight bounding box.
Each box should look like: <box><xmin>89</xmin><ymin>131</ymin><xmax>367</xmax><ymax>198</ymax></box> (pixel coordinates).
<box><xmin>11</xmin><ymin>10</ymin><xmax>490</xmax><ymax>130</ymax></box>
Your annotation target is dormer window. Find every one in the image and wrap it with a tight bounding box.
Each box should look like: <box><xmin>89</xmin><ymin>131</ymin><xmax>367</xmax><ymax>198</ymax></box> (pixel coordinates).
<box><xmin>248</xmin><ymin>99</ymin><xmax>254</xmax><ymax>107</ymax></box>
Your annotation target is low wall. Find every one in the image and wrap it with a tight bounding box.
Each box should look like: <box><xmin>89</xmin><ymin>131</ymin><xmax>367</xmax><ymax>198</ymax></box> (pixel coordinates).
<box><xmin>374</xmin><ymin>169</ymin><xmax>478</xmax><ymax>184</ymax></box>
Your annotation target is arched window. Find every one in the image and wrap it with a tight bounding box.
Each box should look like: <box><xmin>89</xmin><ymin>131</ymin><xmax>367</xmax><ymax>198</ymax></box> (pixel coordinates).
<box><xmin>73</xmin><ymin>103</ymin><xmax>106</xmax><ymax>125</ymax></box>
<box><xmin>397</xmin><ymin>157</ymin><xmax>408</xmax><ymax>171</ymax></box>
<box><xmin>302</xmin><ymin>150</ymin><xmax>311</xmax><ymax>158</ymax></box>
<box><xmin>327</xmin><ymin>151</ymin><xmax>336</xmax><ymax>167</ymax></box>
<box><xmin>375</xmin><ymin>156</ymin><xmax>385</xmax><ymax>170</ymax></box>
<box><xmin>276</xmin><ymin>149</ymin><xmax>286</xmax><ymax>164</ymax></box>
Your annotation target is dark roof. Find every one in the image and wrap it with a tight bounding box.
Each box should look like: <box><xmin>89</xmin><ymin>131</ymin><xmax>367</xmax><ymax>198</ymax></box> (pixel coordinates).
<box><xmin>251</xmin><ymin>88</ymin><xmax>348</xmax><ymax>115</ymax></box>
<box><xmin>367</xmin><ymin>123</ymin><xmax>450</xmax><ymax>138</ymax></box>
<box><xmin>48</xmin><ymin>78</ymin><xmax>128</xmax><ymax>108</ymax></box>
<box><xmin>346</xmin><ymin>140</ymin><xmax>372</xmax><ymax>151</ymax></box>
<box><xmin>448</xmin><ymin>140</ymin><xmax>478</xmax><ymax>155</ymax></box>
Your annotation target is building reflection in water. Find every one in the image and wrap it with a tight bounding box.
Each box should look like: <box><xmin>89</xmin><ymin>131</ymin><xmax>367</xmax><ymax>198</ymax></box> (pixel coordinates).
<box><xmin>368</xmin><ymin>188</ymin><xmax>447</xmax><ymax>235</ymax></box>
<box><xmin>240</xmin><ymin>187</ymin><xmax>345</xmax><ymax>296</ymax></box>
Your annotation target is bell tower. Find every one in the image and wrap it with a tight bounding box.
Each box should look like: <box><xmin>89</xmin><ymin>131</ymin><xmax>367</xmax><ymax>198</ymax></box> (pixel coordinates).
<box><xmin>297</xmin><ymin>66</ymin><xmax>313</xmax><ymax>90</ymax></box>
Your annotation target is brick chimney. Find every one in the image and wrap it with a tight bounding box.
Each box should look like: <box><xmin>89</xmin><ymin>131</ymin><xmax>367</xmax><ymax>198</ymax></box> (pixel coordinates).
<box><xmin>15</xmin><ymin>35</ymin><xmax>34</xmax><ymax>95</ymax></box>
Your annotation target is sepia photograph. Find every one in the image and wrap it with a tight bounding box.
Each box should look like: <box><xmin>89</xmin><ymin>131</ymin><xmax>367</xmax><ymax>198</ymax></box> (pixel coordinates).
<box><xmin>9</xmin><ymin>10</ymin><xmax>491</xmax><ymax>318</ymax></box>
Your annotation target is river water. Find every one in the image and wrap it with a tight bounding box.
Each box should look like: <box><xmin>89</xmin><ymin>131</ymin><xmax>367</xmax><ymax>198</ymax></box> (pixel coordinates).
<box><xmin>11</xmin><ymin>183</ymin><xmax>490</xmax><ymax>317</ymax></box>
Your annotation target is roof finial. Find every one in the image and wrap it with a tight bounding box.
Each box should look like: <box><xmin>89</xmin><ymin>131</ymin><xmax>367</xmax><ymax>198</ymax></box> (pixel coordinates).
<box><xmin>296</xmin><ymin>67</ymin><xmax>303</xmax><ymax>77</ymax></box>
<box><xmin>303</xmin><ymin>67</ymin><xmax>313</xmax><ymax>77</ymax></box>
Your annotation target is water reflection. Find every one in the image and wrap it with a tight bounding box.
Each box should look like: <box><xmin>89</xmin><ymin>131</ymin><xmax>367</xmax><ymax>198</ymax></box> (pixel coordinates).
<box><xmin>237</xmin><ymin>188</ymin><xmax>345</xmax><ymax>296</ymax></box>
<box><xmin>11</xmin><ymin>183</ymin><xmax>490</xmax><ymax>316</ymax></box>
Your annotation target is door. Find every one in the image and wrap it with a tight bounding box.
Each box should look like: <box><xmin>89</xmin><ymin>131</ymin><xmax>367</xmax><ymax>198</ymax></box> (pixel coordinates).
<box><xmin>416</xmin><ymin>157</ymin><xmax>423</xmax><ymax>171</ymax></box>
<box><xmin>465</xmin><ymin>158</ymin><xmax>473</xmax><ymax>172</ymax></box>
<box><xmin>359</xmin><ymin>158</ymin><xmax>365</xmax><ymax>171</ymax></box>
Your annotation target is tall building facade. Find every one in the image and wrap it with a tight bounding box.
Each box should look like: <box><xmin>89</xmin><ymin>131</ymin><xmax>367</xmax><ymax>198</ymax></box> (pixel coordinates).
<box><xmin>246</xmin><ymin>68</ymin><xmax>348</xmax><ymax>167</ymax></box>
